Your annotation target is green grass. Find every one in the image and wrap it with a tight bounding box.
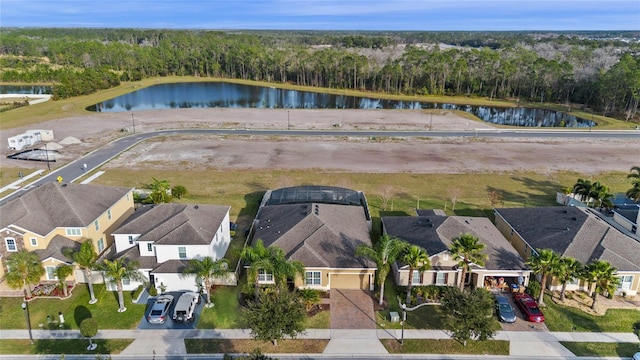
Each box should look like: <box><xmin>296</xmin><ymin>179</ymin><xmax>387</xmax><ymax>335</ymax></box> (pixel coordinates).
<box><xmin>560</xmin><ymin>341</ymin><xmax>640</xmax><ymax>357</ymax></box>
<box><xmin>305</xmin><ymin>309</ymin><xmax>330</xmax><ymax>329</ymax></box>
<box><xmin>185</xmin><ymin>338</ymin><xmax>329</xmax><ymax>354</ymax></box>
<box><xmin>0</xmin><ymin>284</ymin><xmax>145</xmax><ymax>330</ymax></box>
<box><xmin>382</xmin><ymin>339</ymin><xmax>510</xmax><ymax>355</ymax></box>
<box><xmin>0</xmin><ymin>339</ymin><xmax>133</xmax><ymax>355</ymax></box>
<box><xmin>197</xmin><ymin>285</ymin><xmax>243</xmax><ymax>329</ymax></box>
<box><xmin>543</xmin><ymin>294</ymin><xmax>640</xmax><ymax>332</ymax></box>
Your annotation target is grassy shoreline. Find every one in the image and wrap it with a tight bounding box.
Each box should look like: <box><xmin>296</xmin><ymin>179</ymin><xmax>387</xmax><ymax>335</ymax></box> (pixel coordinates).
<box><xmin>1</xmin><ymin>77</ymin><xmax>633</xmax><ymax>130</ymax></box>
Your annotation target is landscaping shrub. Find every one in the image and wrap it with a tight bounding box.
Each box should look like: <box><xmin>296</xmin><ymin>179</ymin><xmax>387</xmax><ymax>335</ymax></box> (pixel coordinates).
<box><xmin>131</xmin><ymin>285</ymin><xmax>144</xmax><ymax>302</ymax></box>
<box><xmin>525</xmin><ymin>279</ymin><xmax>541</xmax><ymax>298</ymax></box>
<box><xmin>148</xmin><ymin>285</ymin><xmax>158</xmax><ymax>297</ymax></box>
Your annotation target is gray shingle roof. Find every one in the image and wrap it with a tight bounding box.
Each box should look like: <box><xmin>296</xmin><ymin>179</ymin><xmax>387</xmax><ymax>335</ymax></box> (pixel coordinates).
<box><xmin>111</xmin><ymin>244</ymin><xmax>159</xmax><ymax>270</ymax></box>
<box><xmin>383</xmin><ymin>214</ymin><xmax>527</xmax><ymax>270</ymax></box>
<box><xmin>253</xmin><ymin>203</ymin><xmax>374</xmax><ymax>269</ymax></box>
<box><xmin>33</xmin><ymin>235</ymin><xmax>80</xmax><ymax>263</ymax></box>
<box><xmin>113</xmin><ymin>203</ymin><xmax>230</xmax><ymax>245</ymax></box>
<box><xmin>495</xmin><ymin>206</ymin><xmax>640</xmax><ymax>271</ymax></box>
<box><xmin>152</xmin><ymin>259</ymin><xmax>189</xmax><ymax>274</ymax></box>
<box><xmin>0</xmin><ymin>182</ymin><xmax>131</xmax><ymax>236</ymax></box>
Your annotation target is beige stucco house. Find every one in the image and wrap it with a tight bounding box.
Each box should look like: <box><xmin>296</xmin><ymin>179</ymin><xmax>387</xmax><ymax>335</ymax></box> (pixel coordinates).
<box><xmin>0</xmin><ymin>182</ymin><xmax>134</xmax><ymax>285</ymax></box>
<box><xmin>382</xmin><ymin>210</ymin><xmax>530</xmax><ymax>291</ymax></box>
<box><xmin>250</xmin><ymin>186</ymin><xmax>376</xmax><ymax>291</ymax></box>
<box><xmin>495</xmin><ymin>206</ymin><xmax>640</xmax><ymax>296</ymax></box>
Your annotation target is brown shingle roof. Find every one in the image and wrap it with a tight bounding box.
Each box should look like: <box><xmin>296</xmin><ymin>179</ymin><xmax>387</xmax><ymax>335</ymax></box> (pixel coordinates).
<box><xmin>113</xmin><ymin>203</ymin><xmax>230</xmax><ymax>245</ymax></box>
<box><xmin>253</xmin><ymin>203</ymin><xmax>374</xmax><ymax>269</ymax></box>
<box><xmin>496</xmin><ymin>207</ymin><xmax>640</xmax><ymax>271</ymax></box>
<box><xmin>383</xmin><ymin>214</ymin><xmax>526</xmax><ymax>270</ymax></box>
<box><xmin>34</xmin><ymin>235</ymin><xmax>80</xmax><ymax>263</ymax></box>
<box><xmin>0</xmin><ymin>182</ymin><xmax>131</xmax><ymax>236</ymax></box>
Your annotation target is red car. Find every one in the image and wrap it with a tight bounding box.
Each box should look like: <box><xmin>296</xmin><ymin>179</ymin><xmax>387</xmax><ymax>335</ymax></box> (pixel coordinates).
<box><xmin>513</xmin><ymin>293</ymin><xmax>545</xmax><ymax>322</ymax></box>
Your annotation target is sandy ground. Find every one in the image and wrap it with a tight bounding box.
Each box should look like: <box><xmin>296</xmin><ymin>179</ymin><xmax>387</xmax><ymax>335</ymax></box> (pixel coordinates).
<box><xmin>2</xmin><ymin>108</ymin><xmax>639</xmax><ymax>174</ymax></box>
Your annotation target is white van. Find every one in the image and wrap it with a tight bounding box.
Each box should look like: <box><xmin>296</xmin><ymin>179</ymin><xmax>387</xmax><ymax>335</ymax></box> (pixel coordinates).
<box><xmin>172</xmin><ymin>292</ymin><xmax>199</xmax><ymax>322</ymax></box>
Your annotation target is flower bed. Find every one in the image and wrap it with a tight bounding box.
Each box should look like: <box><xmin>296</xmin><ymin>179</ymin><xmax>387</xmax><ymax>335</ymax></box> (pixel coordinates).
<box><xmin>27</xmin><ymin>283</ymin><xmax>75</xmax><ymax>300</ymax></box>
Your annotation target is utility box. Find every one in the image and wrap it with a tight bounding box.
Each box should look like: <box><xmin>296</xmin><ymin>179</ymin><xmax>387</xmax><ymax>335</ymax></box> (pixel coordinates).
<box><xmin>389</xmin><ymin>311</ymin><xmax>400</xmax><ymax>323</ymax></box>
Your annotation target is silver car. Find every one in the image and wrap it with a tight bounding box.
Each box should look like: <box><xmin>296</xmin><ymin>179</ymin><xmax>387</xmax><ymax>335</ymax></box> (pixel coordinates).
<box><xmin>147</xmin><ymin>294</ymin><xmax>174</xmax><ymax>324</ymax></box>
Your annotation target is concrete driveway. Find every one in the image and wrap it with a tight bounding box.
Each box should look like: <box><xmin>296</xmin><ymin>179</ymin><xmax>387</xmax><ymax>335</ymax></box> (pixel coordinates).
<box><xmin>138</xmin><ymin>291</ymin><xmax>205</xmax><ymax>330</ymax></box>
<box><xmin>497</xmin><ymin>291</ymin><xmax>547</xmax><ymax>331</ymax></box>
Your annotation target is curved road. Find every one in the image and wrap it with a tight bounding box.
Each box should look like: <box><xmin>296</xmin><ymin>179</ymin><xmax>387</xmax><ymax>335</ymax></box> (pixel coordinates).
<box><xmin>1</xmin><ymin>127</ymin><xmax>638</xmax><ymax>205</ymax></box>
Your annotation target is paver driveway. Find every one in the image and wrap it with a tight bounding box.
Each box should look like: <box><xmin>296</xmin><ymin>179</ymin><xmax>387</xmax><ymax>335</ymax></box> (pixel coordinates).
<box><xmin>329</xmin><ymin>289</ymin><xmax>377</xmax><ymax>329</ymax></box>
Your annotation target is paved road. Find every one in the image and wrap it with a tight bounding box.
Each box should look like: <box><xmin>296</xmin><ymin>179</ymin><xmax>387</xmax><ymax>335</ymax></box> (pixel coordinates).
<box><xmin>2</xmin><ymin>128</ymin><xmax>638</xmax><ymax>205</ymax></box>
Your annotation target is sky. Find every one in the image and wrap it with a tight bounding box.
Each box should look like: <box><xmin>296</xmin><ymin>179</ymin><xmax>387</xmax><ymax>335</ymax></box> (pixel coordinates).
<box><xmin>1</xmin><ymin>0</ymin><xmax>638</xmax><ymax>31</ymax></box>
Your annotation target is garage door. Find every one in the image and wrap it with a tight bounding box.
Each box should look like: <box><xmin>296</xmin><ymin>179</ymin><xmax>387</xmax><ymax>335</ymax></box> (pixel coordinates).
<box><xmin>330</xmin><ymin>273</ymin><xmax>371</xmax><ymax>290</ymax></box>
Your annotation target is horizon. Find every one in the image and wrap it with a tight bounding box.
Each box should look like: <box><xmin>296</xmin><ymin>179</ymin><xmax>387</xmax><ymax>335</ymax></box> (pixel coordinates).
<box><xmin>1</xmin><ymin>0</ymin><xmax>638</xmax><ymax>31</ymax></box>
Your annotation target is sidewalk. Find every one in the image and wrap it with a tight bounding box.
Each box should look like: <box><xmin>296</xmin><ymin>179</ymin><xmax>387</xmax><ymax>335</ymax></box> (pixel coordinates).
<box><xmin>2</xmin><ymin>328</ymin><xmax>638</xmax><ymax>359</ymax></box>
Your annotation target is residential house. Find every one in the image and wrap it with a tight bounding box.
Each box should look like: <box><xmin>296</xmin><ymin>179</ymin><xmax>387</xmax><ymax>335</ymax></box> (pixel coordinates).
<box><xmin>612</xmin><ymin>194</ymin><xmax>640</xmax><ymax>235</ymax></box>
<box><xmin>250</xmin><ymin>186</ymin><xmax>376</xmax><ymax>291</ymax></box>
<box><xmin>382</xmin><ymin>210</ymin><xmax>531</xmax><ymax>291</ymax></box>
<box><xmin>495</xmin><ymin>206</ymin><xmax>640</xmax><ymax>295</ymax></box>
<box><xmin>110</xmin><ymin>203</ymin><xmax>231</xmax><ymax>292</ymax></box>
<box><xmin>0</xmin><ymin>182</ymin><xmax>134</xmax><ymax>284</ymax></box>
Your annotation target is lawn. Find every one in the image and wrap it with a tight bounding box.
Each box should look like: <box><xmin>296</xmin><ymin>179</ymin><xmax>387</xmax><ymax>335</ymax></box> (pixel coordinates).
<box><xmin>185</xmin><ymin>339</ymin><xmax>328</xmax><ymax>354</ymax></box>
<box><xmin>382</xmin><ymin>339</ymin><xmax>510</xmax><ymax>355</ymax></box>
<box><xmin>198</xmin><ymin>285</ymin><xmax>243</xmax><ymax>329</ymax></box>
<box><xmin>543</xmin><ymin>294</ymin><xmax>640</xmax><ymax>333</ymax></box>
<box><xmin>0</xmin><ymin>284</ymin><xmax>145</xmax><ymax>330</ymax></box>
<box><xmin>0</xmin><ymin>339</ymin><xmax>132</xmax><ymax>355</ymax></box>
<box><xmin>560</xmin><ymin>341</ymin><xmax>640</xmax><ymax>357</ymax></box>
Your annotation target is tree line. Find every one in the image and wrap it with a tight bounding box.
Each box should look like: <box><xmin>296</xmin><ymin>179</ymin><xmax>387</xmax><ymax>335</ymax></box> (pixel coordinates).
<box><xmin>1</xmin><ymin>28</ymin><xmax>639</xmax><ymax>120</ymax></box>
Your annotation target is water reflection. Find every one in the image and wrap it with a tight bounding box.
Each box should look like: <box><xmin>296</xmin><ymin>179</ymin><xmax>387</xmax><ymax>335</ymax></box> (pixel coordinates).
<box><xmin>87</xmin><ymin>82</ymin><xmax>594</xmax><ymax>127</ymax></box>
<box><xmin>0</xmin><ymin>85</ymin><xmax>52</xmax><ymax>94</ymax></box>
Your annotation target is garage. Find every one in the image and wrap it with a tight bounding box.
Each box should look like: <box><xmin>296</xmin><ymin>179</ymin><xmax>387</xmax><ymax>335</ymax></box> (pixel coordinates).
<box><xmin>329</xmin><ymin>272</ymin><xmax>373</xmax><ymax>290</ymax></box>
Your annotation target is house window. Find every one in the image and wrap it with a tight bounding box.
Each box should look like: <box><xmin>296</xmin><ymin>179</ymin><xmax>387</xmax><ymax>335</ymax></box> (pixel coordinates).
<box><xmin>305</xmin><ymin>271</ymin><xmax>321</xmax><ymax>286</ymax></box>
<box><xmin>46</xmin><ymin>266</ymin><xmax>57</xmax><ymax>280</ymax></box>
<box><xmin>178</xmin><ymin>246</ymin><xmax>187</xmax><ymax>259</ymax></box>
<box><xmin>94</xmin><ymin>220</ymin><xmax>100</xmax><ymax>231</ymax></box>
<box><xmin>436</xmin><ymin>272</ymin><xmax>446</xmax><ymax>285</ymax></box>
<box><xmin>567</xmin><ymin>277</ymin><xmax>580</xmax><ymax>286</ymax></box>
<box><xmin>97</xmin><ymin>238</ymin><xmax>104</xmax><ymax>252</ymax></box>
<box><xmin>126</xmin><ymin>193</ymin><xmax>130</xmax><ymax>201</ymax></box>
<box><xmin>128</xmin><ymin>236</ymin><xmax>134</xmax><ymax>245</ymax></box>
<box><xmin>122</xmin><ymin>278</ymin><xmax>131</xmax><ymax>286</ymax></box>
<box><xmin>5</xmin><ymin>238</ymin><xmax>17</xmax><ymax>252</ymax></box>
<box><xmin>30</xmin><ymin>238</ymin><xmax>38</xmax><ymax>246</ymax></box>
<box><xmin>618</xmin><ymin>275</ymin><xmax>633</xmax><ymax>291</ymax></box>
<box><xmin>107</xmin><ymin>209</ymin><xmax>112</xmax><ymax>220</ymax></box>
<box><xmin>258</xmin><ymin>269</ymin><xmax>274</xmax><ymax>283</ymax></box>
<box><xmin>442</xmin><ymin>253</ymin><xmax>449</xmax><ymax>261</ymax></box>
<box><xmin>411</xmin><ymin>270</ymin><xmax>421</xmax><ymax>285</ymax></box>
<box><xmin>65</xmin><ymin>228</ymin><xmax>82</xmax><ymax>236</ymax></box>
<box><xmin>147</xmin><ymin>243</ymin><xmax>153</xmax><ymax>252</ymax></box>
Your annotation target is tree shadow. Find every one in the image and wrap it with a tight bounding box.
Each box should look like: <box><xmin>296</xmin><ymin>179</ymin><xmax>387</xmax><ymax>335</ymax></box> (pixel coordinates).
<box><xmin>73</xmin><ymin>306</ymin><xmax>93</xmax><ymax>327</ymax></box>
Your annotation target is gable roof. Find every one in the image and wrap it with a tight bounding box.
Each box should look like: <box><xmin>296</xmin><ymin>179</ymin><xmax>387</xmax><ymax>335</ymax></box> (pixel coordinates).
<box><xmin>111</xmin><ymin>244</ymin><xmax>159</xmax><ymax>270</ymax></box>
<box><xmin>0</xmin><ymin>182</ymin><xmax>131</xmax><ymax>236</ymax></box>
<box><xmin>495</xmin><ymin>206</ymin><xmax>640</xmax><ymax>271</ymax></box>
<box><xmin>253</xmin><ymin>202</ymin><xmax>374</xmax><ymax>269</ymax></box>
<box><xmin>33</xmin><ymin>235</ymin><xmax>80</xmax><ymax>263</ymax></box>
<box><xmin>382</xmin><ymin>214</ymin><xmax>527</xmax><ymax>270</ymax></box>
<box><xmin>113</xmin><ymin>203</ymin><xmax>230</xmax><ymax>245</ymax></box>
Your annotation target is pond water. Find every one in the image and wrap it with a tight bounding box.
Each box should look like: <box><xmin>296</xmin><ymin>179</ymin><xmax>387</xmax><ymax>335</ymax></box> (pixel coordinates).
<box><xmin>0</xmin><ymin>85</ymin><xmax>52</xmax><ymax>94</ymax></box>
<box><xmin>88</xmin><ymin>82</ymin><xmax>592</xmax><ymax>127</ymax></box>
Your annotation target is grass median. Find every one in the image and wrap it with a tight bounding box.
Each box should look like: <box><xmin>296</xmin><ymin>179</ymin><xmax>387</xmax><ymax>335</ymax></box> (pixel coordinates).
<box><xmin>560</xmin><ymin>341</ymin><xmax>640</xmax><ymax>357</ymax></box>
<box><xmin>0</xmin><ymin>339</ymin><xmax>133</xmax><ymax>355</ymax></box>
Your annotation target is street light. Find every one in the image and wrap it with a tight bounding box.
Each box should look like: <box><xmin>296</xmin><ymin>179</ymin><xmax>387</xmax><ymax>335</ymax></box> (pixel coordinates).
<box><xmin>400</xmin><ymin>303</ymin><xmax>406</xmax><ymax>345</ymax></box>
<box><xmin>21</xmin><ymin>301</ymin><xmax>34</xmax><ymax>344</ymax></box>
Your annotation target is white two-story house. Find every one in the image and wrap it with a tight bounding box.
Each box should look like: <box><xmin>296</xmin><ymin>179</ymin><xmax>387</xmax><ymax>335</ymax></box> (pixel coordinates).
<box><xmin>110</xmin><ymin>203</ymin><xmax>231</xmax><ymax>292</ymax></box>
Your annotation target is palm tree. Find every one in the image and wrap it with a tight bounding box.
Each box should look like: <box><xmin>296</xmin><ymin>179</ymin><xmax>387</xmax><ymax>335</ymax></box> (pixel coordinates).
<box><xmin>147</xmin><ymin>177</ymin><xmax>173</xmax><ymax>204</ymax></box>
<box><xmin>449</xmin><ymin>233</ymin><xmax>487</xmax><ymax>290</ymax></box>
<box><xmin>100</xmin><ymin>258</ymin><xmax>145</xmax><ymax>312</ymax></box>
<box><xmin>54</xmin><ymin>264</ymin><xmax>74</xmax><ymax>297</ymax></box>
<box><xmin>355</xmin><ymin>234</ymin><xmax>408</xmax><ymax>306</ymax></box>
<box><xmin>626</xmin><ymin>166</ymin><xmax>640</xmax><ymax>201</ymax></box>
<box><xmin>241</xmin><ymin>239</ymin><xmax>276</xmax><ymax>298</ymax></box>
<box><xmin>5</xmin><ymin>250</ymin><xmax>44</xmax><ymax>298</ymax></box>
<box><xmin>65</xmin><ymin>240</ymin><xmax>99</xmax><ymax>304</ymax></box>
<box><xmin>589</xmin><ymin>182</ymin><xmax>613</xmax><ymax>210</ymax></box>
<box><xmin>552</xmin><ymin>257</ymin><xmax>582</xmax><ymax>302</ymax></box>
<box><xmin>270</xmin><ymin>247</ymin><xmax>305</xmax><ymax>292</ymax></box>
<box><xmin>572</xmin><ymin>178</ymin><xmax>593</xmax><ymax>204</ymax></box>
<box><xmin>297</xmin><ymin>288</ymin><xmax>320</xmax><ymax>311</ymax></box>
<box><xmin>401</xmin><ymin>245</ymin><xmax>431</xmax><ymax>304</ymax></box>
<box><xmin>183</xmin><ymin>257</ymin><xmax>229</xmax><ymax>308</ymax></box>
<box><xmin>526</xmin><ymin>249</ymin><xmax>560</xmax><ymax>306</ymax></box>
<box><xmin>585</xmin><ymin>260</ymin><xmax>621</xmax><ymax>310</ymax></box>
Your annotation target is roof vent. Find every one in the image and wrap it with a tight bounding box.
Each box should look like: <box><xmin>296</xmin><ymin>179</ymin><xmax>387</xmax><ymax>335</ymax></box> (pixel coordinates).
<box><xmin>563</xmin><ymin>209</ymin><xmax>568</xmax><ymax>214</ymax></box>
<box><xmin>572</xmin><ymin>217</ymin><xmax>577</xmax><ymax>221</ymax></box>
<box><xmin>566</xmin><ymin>227</ymin><xmax>570</xmax><ymax>231</ymax></box>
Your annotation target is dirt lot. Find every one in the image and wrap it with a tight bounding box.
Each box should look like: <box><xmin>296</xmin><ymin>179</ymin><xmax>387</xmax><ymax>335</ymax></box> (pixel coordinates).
<box><xmin>2</xmin><ymin>108</ymin><xmax>639</xmax><ymax>174</ymax></box>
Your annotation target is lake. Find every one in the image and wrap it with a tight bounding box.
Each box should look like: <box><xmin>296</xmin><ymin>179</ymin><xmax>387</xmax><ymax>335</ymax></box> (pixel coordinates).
<box><xmin>91</xmin><ymin>82</ymin><xmax>592</xmax><ymax>127</ymax></box>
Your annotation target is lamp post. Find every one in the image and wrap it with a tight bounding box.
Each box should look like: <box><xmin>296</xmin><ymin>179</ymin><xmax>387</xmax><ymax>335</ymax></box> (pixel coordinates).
<box><xmin>400</xmin><ymin>303</ymin><xmax>406</xmax><ymax>345</ymax></box>
<box><xmin>132</xmin><ymin>113</ymin><xmax>136</xmax><ymax>134</ymax></box>
<box><xmin>21</xmin><ymin>301</ymin><xmax>34</xmax><ymax>344</ymax></box>
<box><xmin>44</xmin><ymin>143</ymin><xmax>50</xmax><ymax>171</ymax></box>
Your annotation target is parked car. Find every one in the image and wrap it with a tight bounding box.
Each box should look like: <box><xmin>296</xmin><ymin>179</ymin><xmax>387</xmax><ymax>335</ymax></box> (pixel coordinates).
<box><xmin>147</xmin><ymin>294</ymin><xmax>174</xmax><ymax>324</ymax></box>
<box><xmin>494</xmin><ymin>295</ymin><xmax>516</xmax><ymax>323</ymax></box>
<box><xmin>513</xmin><ymin>292</ymin><xmax>545</xmax><ymax>322</ymax></box>
<box><xmin>633</xmin><ymin>352</ymin><xmax>640</xmax><ymax>360</ymax></box>
<box><xmin>172</xmin><ymin>292</ymin><xmax>199</xmax><ymax>322</ymax></box>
